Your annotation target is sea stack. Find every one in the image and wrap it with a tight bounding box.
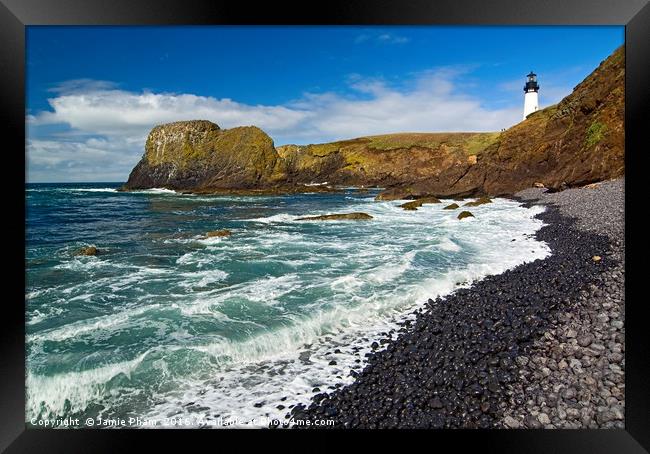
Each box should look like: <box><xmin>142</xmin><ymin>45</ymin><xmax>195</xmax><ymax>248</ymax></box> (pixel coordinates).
<box><xmin>123</xmin><ymin>120</ymin><xmax>287</xmax><ymax>191</ymax></box>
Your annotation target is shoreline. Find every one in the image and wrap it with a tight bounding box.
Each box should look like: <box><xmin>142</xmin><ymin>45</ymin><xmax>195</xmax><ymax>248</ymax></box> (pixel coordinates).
<box><xmin>288</xmin><ymin>178</ymin><xmax>624</xmax><ymax>429</ymax></box>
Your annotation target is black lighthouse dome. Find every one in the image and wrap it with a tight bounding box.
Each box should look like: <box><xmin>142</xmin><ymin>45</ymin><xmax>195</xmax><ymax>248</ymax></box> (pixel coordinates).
<box><xmin>524</xmin><ymin>71</ymin><xmax>539</xmax><ymax>92</ymax></box>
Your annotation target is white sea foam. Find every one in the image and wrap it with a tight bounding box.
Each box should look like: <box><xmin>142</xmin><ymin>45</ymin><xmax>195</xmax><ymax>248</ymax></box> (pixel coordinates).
<box><xmin>177</xmin><ymin>269</ymin><xmax>229</xmax><ymax>288</ymax></box>
<box><xmin>437</xmin><ymin>237</ymin><xmax>462</xmax><ymax>252</ymax></box>
<box><xmin>30</xmin><ymin>304</ymin><xmax>162</xmax><ymax>343</ymax></box>
<box><xmin>141</xmin><ymin>200</ymin><xmax>549</xmax><ymax>425</ymax></box>
<box><xmin>176</xmin><ymin>274</ymin><xmax>301</xmax><ymax>316</ymax></box>
<box><xmin>27</xmin><ymin>196</ymin><xmax>551</xmax><ymax>426</ymax></box>
<box><xmin>54</xmin><ymin>257</ymin><xmax>111</xmax><ymax>272</ymax></box>
<box><xmin>66</xmin><ymin>188</ymin><xmax>118</xmax><ymax>193</ymax></box>
<box><xmin>132</xmin><ymin>188</ymin><xmax>179</xmax><ymax>194</ymax></box>
<box><xmin>246</xmin><ymin>213</ymin><xmax>297</xmax><ymax>223</ymax></box>
<box><xmin>27</xmin><ymin>352</ymin><xmax>149</xmax><ymax>421</ymax></box>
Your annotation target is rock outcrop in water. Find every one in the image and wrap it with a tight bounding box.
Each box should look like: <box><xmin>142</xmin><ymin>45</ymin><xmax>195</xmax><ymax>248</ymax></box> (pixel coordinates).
<box><xmin>124</xmin><ymin>46</ymin><xmax>624</xmax><ymax>197</ymax></box>
<box><xmin>124</xmin><ymin>121</ymin><xmax>287</xmax><ymax>191</ymax></box>
<box><xmin>205</xmin><ymin>229</ymin><xmax>231</xmax><ymax>238</ymax></box>
<box><xmin>75</xmin><ymin>246</ymin><xmax>98</xmax><ymax>256</ymax></box>
<box><xmin>296</xmin><ymin>213</ymin><xmax>373</xmax><ymax>221</ymax></box>
<box><xmin>399</xmin><ymin>197</ymin><xmax>441</xmax><ymax>211</ymax></box>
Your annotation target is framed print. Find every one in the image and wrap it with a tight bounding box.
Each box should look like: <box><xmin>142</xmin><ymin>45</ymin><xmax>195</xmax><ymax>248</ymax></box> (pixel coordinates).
<box><xmin>2</xmin><ymin>0</ymin><xmax>649</xmax><ymax>451</ymax></box>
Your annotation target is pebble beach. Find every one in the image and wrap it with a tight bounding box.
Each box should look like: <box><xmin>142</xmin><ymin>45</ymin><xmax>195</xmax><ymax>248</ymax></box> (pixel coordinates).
<box><xmin>289</xmin><ymin>178</ymin><xmax>625</xmax><ymax>429</ymax></box>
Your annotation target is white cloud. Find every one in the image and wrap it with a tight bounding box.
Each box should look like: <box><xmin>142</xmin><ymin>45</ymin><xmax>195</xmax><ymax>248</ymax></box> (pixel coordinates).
<box><xmin>27</xmin><ymin>136</ymin><xmax>142</xmax><ymax>182</ymax></box>
<box><xmin>47</xmin><ymin>79</ymin><xmax>120</xmax><ymax>94</ymax></box>
<box><xmin>28</xmin><ymin>68</ymin><xmax>535</xmax><ymax>182</ymax></box>
<box><xmin>355</xmin><ymin>32</ymin><xmax>410</xmax><ymax>45</ymax></box>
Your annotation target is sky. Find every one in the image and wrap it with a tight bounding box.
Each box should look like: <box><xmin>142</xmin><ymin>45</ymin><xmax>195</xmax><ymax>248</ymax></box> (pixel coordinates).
<box><xmin>26</xmin><ymin>26</ymin><xmax>624</xmax><ymax>183</ymax></box>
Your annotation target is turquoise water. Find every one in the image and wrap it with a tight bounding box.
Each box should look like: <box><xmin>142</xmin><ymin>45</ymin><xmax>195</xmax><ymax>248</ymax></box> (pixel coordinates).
<box><xmin>26</xmin><ymin>183</ymin><xmax>550</xmax><ymax>427</ymax></box>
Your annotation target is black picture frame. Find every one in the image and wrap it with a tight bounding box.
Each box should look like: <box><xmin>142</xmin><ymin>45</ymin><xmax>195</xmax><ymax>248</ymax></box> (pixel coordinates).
<box><xmin>3</xmin><ymin>0</ymin><xmax>648</xmax><ymax>451</ymax></box>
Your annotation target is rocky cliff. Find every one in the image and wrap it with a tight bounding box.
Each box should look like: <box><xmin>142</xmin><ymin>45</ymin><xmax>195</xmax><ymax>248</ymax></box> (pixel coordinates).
<box><xmin>378</xmin><ymin>45</ymin><xmax>625</xmax><ymax>199</ymax></box>
<box><xmin>276</xmin><ymin>132</ymin><xmax>500</xmax><ymax>188</ymax></box>
<box><xmin>124</xmin><ymin>120</ymin><xmax>287</xmax><ymax>191</ymax></box>
<box><xmin>124</xmin><ymin>46</ymin><xmax>624</xmax><ymax>197</ymax></box>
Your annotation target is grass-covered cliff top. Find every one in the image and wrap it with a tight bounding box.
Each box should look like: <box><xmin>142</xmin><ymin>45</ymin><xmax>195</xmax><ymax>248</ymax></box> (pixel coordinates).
<box><xmin>277</xmin><ymin>131</ymin><xmax>501</xmax><ymax>159</ymax></box>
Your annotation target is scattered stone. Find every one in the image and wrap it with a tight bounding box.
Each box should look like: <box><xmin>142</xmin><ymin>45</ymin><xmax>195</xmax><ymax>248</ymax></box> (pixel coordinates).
<box><xmin>524</xmin><ymin>414</ymin><xmax>542</xmax><ymax>429</ymax></box>
<box><xmin>592</xmin><ymin>255</ymin><xmax>602</xmax><ymax>262</ymax></box>
<box><xmin>569</xmin><ymin>358</ymin><xmax>583</xmax><ymax>370</ymax></box>
<box><xmin>400</xmin><ymin>200</ymin><xmax>421</xmax><ymax>211</ymax></box>
<box><xmin>577</xmin><ymin>334</ymin><xmax>594</xmax><ymax>347</ymax></box>
<box><xmin>76</xmin><ymin>246</ymin><xmax>98</xmax><ymax>256</ymax></box>
<box><xmin>457</xmin><ymin>211</ymin><xmax>474</xmax><ymax>220</ymax></box>
<box><xmin>206</xmin><ymin>229</ymin><xmax>231</xmax><ymax>238</ymax></box>
<box><xmin>515</xmin><ymin>356</ymin><xmax>530</xmax><ymax>366</ymax></box>
<box><xmin>429</xmin><ymin>397</ymin><xmax>443</xmax><ymax>409</ymax></box>
<box><xmin>464</xmin><ymin>196</ymin><xmax>492</xmax><ymax>207</ymax></box>
<box><xmin>504</xmin><ymin>416</ymin><xmax>521</xmax><ymax>429</ymax></box>
<box><xmin>399</xmin><ymin>197</ymin><xmax>441</xmax><ymax>210</ymax></box>
<box><xmin>443</xmin><ymin>203</ymin><xmax>459</xmax><ymax>210</ymax></box>
<box><xmin>289</xmin><ymin>179</ymin><xmax>624</xmax><ymax>430</ymax></box>
<box><xmin>538</xmin><ymin>413</ymin><xmax>551</xmax><ymax>425</ymax></box>
<box><xmin>596</xmin><ymin>409</ymin><xmax>617</xmax><ymax>425</ymax></box>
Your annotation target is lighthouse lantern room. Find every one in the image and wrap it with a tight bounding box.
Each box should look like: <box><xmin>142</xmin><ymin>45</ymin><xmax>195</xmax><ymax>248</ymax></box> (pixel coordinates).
<box><xmin>523</xmin><ymin>71</ymin><xmax>540</xmax><ymax>120</ymax></box>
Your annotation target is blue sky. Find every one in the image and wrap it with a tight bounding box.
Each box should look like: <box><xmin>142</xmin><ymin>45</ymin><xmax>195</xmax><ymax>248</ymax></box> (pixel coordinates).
<box><xmin>26</xmin><ymin>26</ymin><xmax>623</xmax><ymax>182</ymax></box>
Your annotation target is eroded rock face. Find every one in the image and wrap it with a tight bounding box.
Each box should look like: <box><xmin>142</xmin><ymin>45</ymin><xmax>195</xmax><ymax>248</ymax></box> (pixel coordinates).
<box><xmin>374</xmin><ymin>46</ymin><xmax>624</xmax><ymax>199</ymax></box>
<box><xmin>277</xmin><ymin>132</ymin><xmax>500</xmax><ymax>189</ymax></box>
<box><xmin>124</xmin><ymin>47</ymin><xmax>623</xmax><ymax>197</ymax></box>
<box><xmin>124</xmin><ymin>121</ymin><xmax>286</xmax><ymax>190</ymax></box>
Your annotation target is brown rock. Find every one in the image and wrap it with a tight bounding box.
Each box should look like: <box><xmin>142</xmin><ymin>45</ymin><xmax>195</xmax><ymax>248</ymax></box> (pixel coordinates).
<box><xmin>76</xmin><ymin>246</ymin><xmax>98</xmax><ymax>256</ymax></box>
<box><xmin>399</xmin><ymin>196</ymin><xmax>441</xmax><ymax>210</ymax></box>
<box><xmin>374</xmin><ymin>46</ymin><xmax>624</xmax><ymax>198</ymax></box>
<box><xmin>464</xmin><ymin>196</ymin><xmax>492</xmax><ymax>207</ymax></box>
<box><xmin>443</xmin><ymin>203</ymin><xmax>459</xmax><ymax>210</ymax></box>
<box><xmin>400</xmin><ymin>200</ymin><xmax>421</xmax><ymax>210</ymax></box>
<box><xmin>124</xmin><ymin>121</ymin><xmax>286</xmax><ymax>191</ymax></box>
<box><xmin>123</xmin><ymin>47</ymin><xmax>623</xmax><ymax>198</ymax></box>
<box><xmin>457</xmin><ymin>211</ymin><xmax>475</xmax><ymax>220</ymax></box>
<box><xmin>206</xmin><ymin>229</ymin><xmax>231</xmax><ymax>238</ymax></box>
<box><xmin>296</xmin><ymin>212</ymin><xmax>373</xmax><ymax>221</ymax></box>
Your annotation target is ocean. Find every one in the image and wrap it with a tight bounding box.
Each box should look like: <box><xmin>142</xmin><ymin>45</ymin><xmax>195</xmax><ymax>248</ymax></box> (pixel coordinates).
<box><xmin>25</xmin><ymin>182</ymin><xmax>550</xmax><ymax>427</ymax></box>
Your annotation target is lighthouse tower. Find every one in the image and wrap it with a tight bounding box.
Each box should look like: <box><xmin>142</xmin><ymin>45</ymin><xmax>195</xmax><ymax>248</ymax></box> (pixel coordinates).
<box><xmin>523</xmin><ymin>71</ymin><xmax>540</xmax><ymax>120</ymax></box>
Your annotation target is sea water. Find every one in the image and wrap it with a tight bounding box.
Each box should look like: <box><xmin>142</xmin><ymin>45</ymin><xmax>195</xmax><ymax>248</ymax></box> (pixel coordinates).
<box><xmin>26</xmin><ymin>183</ymin><xmax>550</xmax><ymax>427</ymax></box>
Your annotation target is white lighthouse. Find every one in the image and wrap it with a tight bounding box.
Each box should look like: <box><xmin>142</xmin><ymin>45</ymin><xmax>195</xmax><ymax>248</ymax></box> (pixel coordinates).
<box><xmin>523</xmin><ymin>71</ymin><xmax>540</xmax><ymax>120</ymax></box>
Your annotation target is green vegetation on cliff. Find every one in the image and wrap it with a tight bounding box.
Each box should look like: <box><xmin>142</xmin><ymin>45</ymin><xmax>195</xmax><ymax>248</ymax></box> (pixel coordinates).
<box><xmin>126</xmin><ymin>121</ymin><xmax>286</xmax><ymax>190</ymax></box>
<box><xmin>585</xmin><ymin>121</ymin><xmax>607</xmax><ymax>148</ymax></box>
<box><xmin>125</xmin><ymin>46</ymin><xmax>624</xmax><ymax>197</ymax></box>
